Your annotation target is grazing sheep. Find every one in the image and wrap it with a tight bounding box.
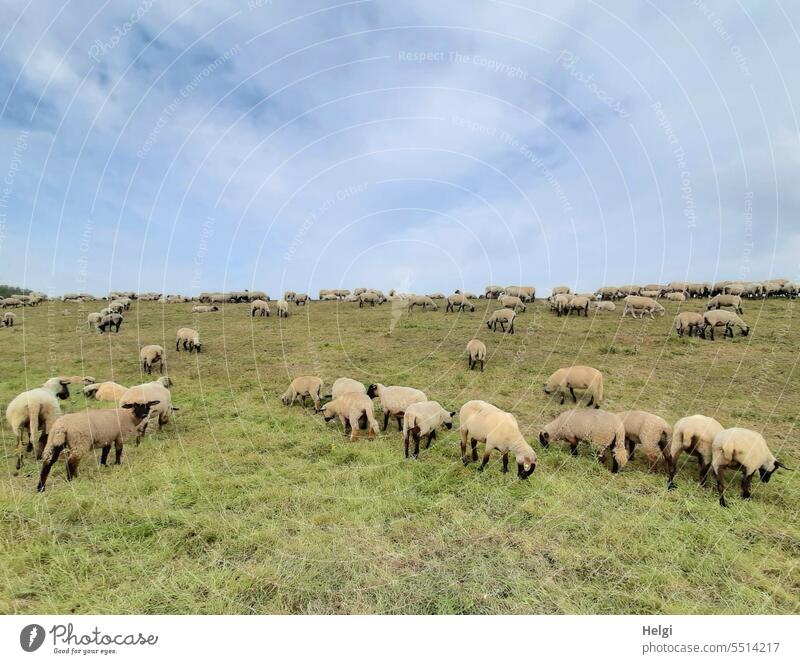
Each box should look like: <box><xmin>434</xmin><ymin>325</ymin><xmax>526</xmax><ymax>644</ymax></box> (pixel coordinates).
<box><xmin>6</xmin><ymin>377</ymin><xmax>70</xmax><ymax>470</ymax></box>
<box><xmin>549</xmin><ymin>293</ymin><xmax>571</xmax><ymax>316</ymax></box>
<box><xmin>593</xmin><ymin>301</ymin><xmax>616</xmax><ymax>312</ymax></box>
<box><xmin>618</xmin><ymin>285</ymin><xmax>642</xmax><ymax>297</ymax></box>
<box><xmin>407</xmin><ymin>295</ymin><xmax>438</xmax><ymax>312</ymax></box>
<box><xmin>484</xmin><ymin>285</ymin><xmax>504</xmax><ymax>299</ymax></box>
<box><xmin>498</xmin><ymin>295</ymin><xmax>526</xmax><ymax>312</ymax></box>
<box><xmin>120</xmin><ymin>377</ymin><xmax>175</xmax><ymax>442</ymax></box>
<box><xmin>711</xmin><ymin>428</ymin><xmax>792</xmax><ymax>507</ymax></box>
<box><xmin>320</xmin><ymin>392</ymin><xmax>380</xmax><ymax>441</ymax></box>
<box><xmin>1</xmin><ymin>297</ymin><xmax>23</xmax><ymax>308</ymax></box>
<box><xmin>191</xmin><ymin>305</ymin><xmax>219</xmax><ymax>314</ymax></box>
<box><xmin>319</xmin><ymin>292</ymin><xmax>338</xmax><ymax>301</ymax></box>
<box><xmin>99</xmin><ymin>307</ymin><xmax>113</xmax><ymax>317</ymax></box>
<box><xmin>595</xmin><ymin>286</ymin><xmax>620</xmax><ymax>301</ymax></box>
<box><xmin>538</xmin><ymin>409</ymin><xmax>628</xmax><ymax>472</ymax></box>
<box><xmin>283</xmin><ymin>291</ymin><xmax>296</xmax><ymax>302</ymax></box>
<box><xmin>3</xmin><ymin>312</ymin><xmax>16</xmax><ymax>327</ymax></box>
<box><xmin>706</xmin><ymin>294</ymin><xmax>743</xmax><ymax>314</ymax></box>
<box><xmin>140</xmin><ymin>345</ymin><xmax>165</xmax><ymax>374</ymax></box>
<box><xmin>357</xmin><ymin>291</ymin><xmax>384</xmax><ymax>307</ymax></box>
<box><xmin>37</xmin><ymin>399</ymin><xmax>160</xmax><ymax>491</ymax></box>
<box><xmin>175</xmin><ymin>328</ymin><xmax>202</xmax><ymax>353</ymax></box>
<box><xmin>446</xmin><ymin>293</ymin><xmax>475</xmax><ymax>312</ymax></box>
<box><xmin>277</xmin><ymin>300</ymin><xmax>290</xmax><ymax>318</ymax></box>
<box><xmin>503</xmin><ymin>285</ymin><xmax>535</xmax><ymax>302</ymax></box>
<box><xmin>665</xmin><ymin>292</ymin><xmax>686</xmax><ymax>302</ymax></box>
<box><xmin>294</xmin><ymin>293</ymin><xmax>309</xmax><ymax>305</ymax></box>
<box><xmin>459</xmin><ymin>400</ymin><xmax>537</xmax><ymax>478</ymax></box>
<box><xmin>567</xmin><ymin>295</ymin><xmax>590</xmax><ymax>317</ymax></box>
<box><xmin>282</xmin><ymin>376</ymin><xmax>323</xmax><ymax>410</ymax></box>
<box><xmin>96</xmin><ymin>313</ymin><xmax>123</xmax><ymax>333</ymax></box>
<box><xmin>640</xmin><ymin>289</ymin><xmax>661</xmax><ymax>299</ymax></box>
<box><xmin>108</xmin><ymin>300</ymin><xmax>126</xmax><ymax>313</ymax></box>
<box><xmin>331</xmin><ymin>377</ymin><xmax>366</xmax><ymax>399</ymax></box>
<box><xmin>543</xmin><ymin>366</ymin><xmax>603</xmax><ymax>408</ymax></box>
<box><xmin>666</xmin><ymin>414</ymin><xmax>724</xmax><ymax>490</ymax></box>
<box><xmin>673</xmin><ymin>312</ymin><xmax>705</xmax><ymax>338</ymax></box>
<box><xmin>402</xmin><ymin>401</ymin><xmax>455</xmax><ymax>458</ymax></box>
<box><xmin>622</xmin><ymin>295</ymin><xmax>665</xmax><ymax>319</ymax></box>
<box><xmin>702</xmin><ymin>310</ymin><xmax>749</xmax><ymax>340</ymax></box>
<box><xmin>86</xmin><ymin>312</ymin><xmax>102</xmax><ymax>328</ymax></box>
<box><xmin>250</xmin><ymin>299</ymin><xmax>271</xmax><ymax>317</ymax></box>
<box><xmin>367</xmin><ymin>383</ymin><xmax>427</xmax><ymax>431</ymax></box>
<box><xmin>551</xmin><ymin>286</ymin><xmax>571</xmax><ymax>296</ymax></box>
<box><xmin>466</xmin><ymin>338</ymin><xmax>487</xmax><ymax>372</ymax></box>
<box><xmin>486</xmin><ymin>307</ymin><xmax>516</xmax><ymax>333</ymax></box>
<box><xmin>615</xmin><ymin>410</ymin><xmax>673</xmax><ymax>472</ymax></box>
<box><xmin>83</xmin><ymin>381</ymin><xmax>129</xmax><ymax>403</ymax></box>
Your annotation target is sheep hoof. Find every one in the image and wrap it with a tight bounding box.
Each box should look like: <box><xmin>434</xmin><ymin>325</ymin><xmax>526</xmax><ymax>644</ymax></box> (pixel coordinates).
<box><xmin>667</xmin><ymin>482</ymin><xmax>677</xmax><ymax>491</ymax></box>
<box><xmin>36</xmin><ymin>483</ymin><xmax>45</xmax><ymax>493</ymax></box>
<box><xmin>719</xmin><ymin>497</ymin><xmax>727</xmax><ymax>507</ymax></box>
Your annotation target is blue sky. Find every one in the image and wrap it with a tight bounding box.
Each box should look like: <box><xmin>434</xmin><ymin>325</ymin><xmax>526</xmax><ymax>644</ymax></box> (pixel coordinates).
<box><xmin>1</xmin><ymin>0</ymin><xmax>799</xmax><ymax>297</ymax></box>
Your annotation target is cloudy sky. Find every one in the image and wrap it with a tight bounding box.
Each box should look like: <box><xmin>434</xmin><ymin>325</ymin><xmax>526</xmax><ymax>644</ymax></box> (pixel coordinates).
<box><xmin>1</xmin><ymin>0</ymin><xmax>798</xmax><ymax>296</ymax></box>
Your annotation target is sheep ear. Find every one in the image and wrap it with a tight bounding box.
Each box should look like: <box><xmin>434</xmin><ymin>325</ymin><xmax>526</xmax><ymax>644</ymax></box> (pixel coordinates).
<box><xmin>121</xmin><ymin>403</ymin><xmax>134</xmax><ymax>409</ymax></box>
<box><xmin>147</xmin><ymin>400</ymin><xmax>161</xmax><ymax>407</ymax></box>
<box><xmin>449</xmin><ymin>411</ymin><xmax>456</xmax><ymax>417</ymax></box>
<box><xmin>775</xmin><ymin>460</ymin><xmax>794</xmax><ymax>471</ymax></box>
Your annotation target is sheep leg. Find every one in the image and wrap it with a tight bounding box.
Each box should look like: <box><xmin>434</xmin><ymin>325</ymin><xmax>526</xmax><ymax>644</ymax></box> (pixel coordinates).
<box><xmin>569</xmin><ymin>387</ymin><xmax>577</xmax><ymax>403</ymax></box>
<box><xmin>626</xmin><ymin>438</ymin><xmax>636</xmax><ymax>460</ymax></box>
<box><xmin>714</xmin><ymin>468</ymin><xmax>727</xmax><ymax>507</ymax></box>
<box><xmin>460</xmin><ymin>430</ymin><xmax>468</xmax><ymax>465</ymax></box>
<box><xmin>413</xmin><ymin>432</ymin><xmax>420</xmax><ymax>458</ymax></box>
<box><xmin>100</xmin><ymin>445</ymin><xmax>111</xmax><ymax>466</ymax></box>
<box><xmin>471</xmin><ymin>439</ymin><xmax>479</xmax><ymax>462</ymax></box>
<box><xmin>509</xmin><ymin>320</ymin><xmax>514</xmax><ymax>334</ymax></box>
<box><xmin>698</xmin><ymin>458</ymin><xmax>711</xmax><ymax>486</ymax></box>
<box><xmin>383</xmin><ymin>412</ymin><xmax>390</xmax><ymax>431</ymax></box>
<box><xmin>477</xmin><ymin>451</ymin><xmax>491</xmax><ymax>472</ymax></box>
<box><xmin>741</xmin><ymin>472</ymin><xmax>754</xmax><ymax>499</ymax></box>
<box><xmin>37</xmin><ymin>445</ymin><xmax>64</xmax><ymax>492</ymax></box>
<box><xmin>502</xmin><ymin>453</ymin><xmax>509</xmax><ymax>473</ymax></box>
<box><xmin>570</xmin><ymin>442</ymin><xmax>579</xmax><ymax>456</ymax></box>
<box><xmin>66</xmin><ymin>456</ymin><xmax>80</xmax><ymax>481</ymax></box>
<box><xmin>666</xmin><ymin>459</ymin><xmax>678</xmax><ymax>490</ymax></box>
<box><xmin>15</xmin><ymin>429</ymin><xmax>25</xmax><ymax>470</ymax></box>
<box><xmin>404</xmin><ymin>431</ymin><xmax>410</xmax><ymax>458</ymax></box>
<box><xmin>395</xmin><ymin>414</ymin><xmax>403</xmax><ymax>431</ymax></box>
<box><xmin>425</xmin><ymin>430</ymin><xmax>435</xmax><ymax>449</ymax></box>
<box><xmin>176</xmin><ymin>340</ymin><xmax>181</xmax><ymax>351</ymax></box>
<box><xmin>114</xmin><ymin>438</ymin><xmax>124</xmax><ymax>464</ymax></box>
<box><xmin>480</xmin><ymin>359</ymin><xmax>484</xmax><ymax>372</ymax></box>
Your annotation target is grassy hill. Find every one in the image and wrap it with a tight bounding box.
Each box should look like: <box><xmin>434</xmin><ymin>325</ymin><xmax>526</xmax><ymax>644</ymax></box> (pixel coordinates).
<box><xmin>0</xmin><ymin>297</ymin><xmax>798</xmax><ymax>613</ymax></box>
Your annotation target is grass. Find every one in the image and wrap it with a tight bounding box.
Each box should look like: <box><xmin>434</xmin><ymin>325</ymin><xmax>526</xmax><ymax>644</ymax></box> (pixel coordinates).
<box><xmin>0</xmin><ymin>297</ymin><xmax>799</xmax><ymax>614</ymax></box>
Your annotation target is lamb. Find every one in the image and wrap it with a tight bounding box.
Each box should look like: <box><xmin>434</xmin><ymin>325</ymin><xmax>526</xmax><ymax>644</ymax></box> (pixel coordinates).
<box><xmin>140</xmin><ymin>344</ymin><xmax>165</xmax><ymax>374</ymax></box>
<box><xmin>319</xmin><ymin>392</ymin><xmax>380</xmax><ymax>441</ymax></box>
<box><xmin>666</xmin><ymin>414</ymin><xmax>724</xmax><ymax>490</ymax></box>
<box><xmin>294</xmin><ymin>293</ymin><xmax>309</xmax><ymax>305</ymax></box>
<box><xmin>615</xmin><ymin>410</ymin><xmax>673</xmax><ymax>472</ymax></box>
<box><xmin>37</xmin><ymin>399</ymin><xmax>160</xmax><ymax>491</ymax></box>
<box><xmin>543</xmin><ymin>366</ymin><xmax>603</xmax><ymax>408</ymax></box>
<box><xmin>706</xmin><ymin>294</ymin><xmax>743</xmax><ymax>314</ymax></box>
<box><xmin>673</xmin><ymin>312</ymin><xmax>704</xmax><ymax>337</ymax></box>
<box><xmin>538</xmin><ymin>408</ymin><xmax>629</xmax><ymax>472</ymax></box>
<box><xmin>119</xmin><ymin>377</ymin><xmax>175</xmax><ymax>442</ymax></box>
<box><xmin>175</xmin><ymin>328</ymin><xmax>202</xmax><ymax>353</ymax></box>
<box><xmin>6</xmin><ymin>377</ymin><xmax>70</xmax><ymax>470</ymax></box>
<box><xmin>592</xmin><ymin>301</ymin><xmax>616</xmax><ymax>312</ymax></box>
<box><xmin>86</xmin><ymin>312</ymin><xmax>102</xmax><ymax>328</ymax></box>
<box><xmin>3</xmin><ymin>312</ymin><xmax>16</xmax><ymax>327</ymax></box>
<box><xmin>446</xmin><ymin>293</ymin><xmax>475</xmax><ymax>312</ymax></box>
<box><xmin>250</xmin><ymin>299</ymin><xmax>271</xmax><ymax>316</ymax></box>
<box><xmin>711</xmin><ymin>428</ymin><xmax>792</xmax><ymax>507</ymax></box>
<box><xmin>459</xmin><ymin>400</ymin><xmax>537</xmax><ymax>478</ymax></box>
<box><xmin>331</xmin><ymin>377</ymin><xmax>366</xmax><ymax>399</ymax></box>
<box><xmin>498</xmin><ymin>295</ymin><xmax>526</xmax><ymax>312</ymax></box>
<box><xmin>191</xmin><ymin>305</ymin><xmax>219</xmax><ymax>313</ymax></box>
<box><xmin>665</xmin><ymin>291</ymin><xmax>686</xmax><ymax>301</ymax></box>
<box><xmin>281</xmin><ymin>376</ymin><xmax>323</xmax><ymax>410</ymax></box>
<box><xmin>402</xmin><ymin>400</ymin><xmax>455</xmax><ymax>458</ymax></box>
<box><xmin>702</xmin><ymin>310</ymin><xmax>749</xmax><ymax>339</ymax></box>
<box><xmin>567</xmin><ymin>295</ymin><xmax>590</xmax><ymax>317</ymax></box>
<box><xmin>622</xmin><ymin>295</ymin><xmax>665</xmax><ymax>319</ymax></box>
<box><xmin>466</xmin><ymin>338</ymin><xmax>487</xmax><ymax>371</ymax></box>
<box><xmin>549</xmin><ymin>293</ymin><xmax>570</xmax><ymax>316</ymax></box>
<box><xmin>366</xmin><ymin>383</ymin><xmax>427</xmax><ymax>431</ymax></box>
<box><xmin>83</xmin><ymin>381</ymin><xmax>129</xmax><ymax>403</ymax></box>
<box><xmin>97</xmin><ymin>313</ymin><xmax>123</xmax><ymax>333</ymax></box>
<box><xmin>486</xmin><ymin>307</ymin><xmax>516</xmax><ymax>333</ymax></box>
<box><xmin>277</xmin><ymin>300</ymin><xmax>290</xmax><ymax>318</ymax></box>
<box><xmin>407</xmin><ymin>295</ymin><xmax>438</xmax><ymax>312</ymax></box>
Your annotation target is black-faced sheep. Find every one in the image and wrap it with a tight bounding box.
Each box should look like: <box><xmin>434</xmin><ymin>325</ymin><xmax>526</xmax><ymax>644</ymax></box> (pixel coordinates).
<box><xmin>567</xmin><ymin>295</ymin><xmax>590</xmax><ymax>317</ymax></box>
<box><xmin>276</xmin><ymin>300</ymin><xmax>290</xmax><ymax>318</ymax></box>
<box><xmin>446</xmin><ymin>293</ymin><xmax>475</xmax><ymax>312</ymax></box>
<box><xmin>251</xmin><ymin>299</ymin><xmax>270</xmax><ymax>317</ymax></box>
<box><xmin>498</xmin><ymin>295</ymin><xmax>526</xmax><ymax>312</ymax></box>
<box><xmin>407</xmin><ymin>296</ymin><xmax>438</xmax><ymax>312</ymax></box>
<box><xmin>140</xmin><ymin>345</ymin><xmax>165</xmax><ymax>374</ymax></box>
<box><xmin>543</xmin><ymin>366</ymin><xmax>603</xmax><ymax>408</ymax></box>
<box><xmin>6</xmin><ymin>377</ymin><xmax>70</xmax><ymax>469</ymax></box>
<box><xmin>176</xmin><ymin>328</ymin><xmax>202</xmax><ymax>353</ymax></box>
<box><xmin>191</xmin><ymin>305</ymin><xmax>219</xmax><ymax>313</ymax></box>
<box><xmin>615</xmin><ymin>410</ymin><xmax>672</xmax><ymax>472</ymax></box>
<box><xmin>282</xmin><ymin>376</ymin><xmax>323</xmax><ymax>410</ymax></box>
<box><xmin>3</xmin><ymin>312</ymin><xmax>16</xmax><ymax>327</ymax></box>
<box><xmin>83</xmin><ymin>381</ymin><xmax>129</xmax><ymax>403</ymax></box>
<box><xmin>486</xmin><ymin>307</ymin><xmax>516</xmax><ymax>333</ymax></box>
<box><xmin>706</xmin><ymin>294</ymin><xmax>743</xmax><ymax>314</ymax></box>
<box><xmin>702</xmin><ymin>310</ymin><xmax>749</xmax><ymax>339</ymax></box>
<box><xmin>673</xmin><ymin>312</ymin><xmax>704</xmax><ymax>337</ymax></box>
<box><xmin>320</xmin><ymin>392</ymin><xmax>380</xmax><ymax>441</ymax></box>
<box><xmin>97</xmin><ymin>313</ymin><xmax>123</xmax><ymax>333</ymax></box>
<box><xmin>366</xmin><ymin>383</ymin><xmax>427</xmax><ymax>431</ymax></box>
<box><xmin>402</xmin><ymin>400</ymin><xmax>455</xmax><ymax>458</ymax></box>
<box><xmin>538</xmin><ymin>408</ymin><xmax>628</xmax><ymax>472</ymax></box>
<box><xmin>667</xmin><ymin>414</ymin><xmax>723</xmax><ymax>490</ymax></box>
<box><xmin>120</xmin><ymin>377</ymin><xmax>175</xmax><ymax>443</ymax></box>
<box><xmin>466</xmin><ymin>339</ymin><xmax>486</xmax><ymax>371</ymax></box>
<box><xmin>622</xmin><ymin>296</ymin><xmax>665</xmax><ymax>319</ymax></box>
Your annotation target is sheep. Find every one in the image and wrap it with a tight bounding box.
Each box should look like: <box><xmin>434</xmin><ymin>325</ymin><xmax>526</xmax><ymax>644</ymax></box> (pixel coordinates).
<box><xmin>119</xmin><ymin>377</ymin><xmax>175</xmax><ymax>443</ymax></box>
<box><xmin>725</xmin><ymin>283</ymin><xmax>746</xmax><ymax>296</ymax></box>
<box><xmin>60</xmin><ymin>375</ymin><xmax>95</xmax><ymax>387</ymax></box>
<box><xmin>250</xmin><ymin>299</ymin><xmax>271</xmax><ymax>317</ymax></box>
<box><xmin>96</xmin><ymin>313</ymin><xmax>123</xmax><ymax>333</ymax></box>
<box><xmin>458</xmin><ymin>400</ymin><xmax>537</xmax><ymax>478</ymax></box>
<box><xmin>1</xmin><ymin>297</ymin><xmax>23</xmax><ymax>308</ymax></box>
<box><xmin>37</xmin><ymin>399</ymin><xmax>160</xmax><ymax>492</ymax></box>
<box><xmin>640</xmin><ymin>289</ymin><xmax>661</xmax><ymax>299</ymax></box>
<box><xmin>333</xmin><ymin>289</ymin><xmax>351</xmax><ymax>299</ymax></box>
<box><xmin>366</xmin><ymin>383</ymin><xmax>427</xmax><ymax>431</ymax></box>
<box><xmin>140</xmin><ymin>344</ymin><xmax>165</xmax><ymax>374</ymax></box>
<box><xmin>486</xmin><ymin>307</ymin><xmax>516</xmax><ymax>333</ymax></box>
<box><xmin>498</xmin><ymin>295</ymin><xmax>526</xmax><ymax>312</ymax></box>
<box><xmin>543</xmin><ymin>365</ymin><xmax>604</xmax><ymax>408</ymax></box>
<box><xmin>567</xmin><ymin>295</ymin><xmax>590</xmax><ymax>317</ymax></box>
<box><xmin>595</xmin><ymin>286</ymin><xmax>620</xmax><ymax>301</ymax></box>
<box><xmin>592</xmin><ymin>301</ymin><xmax>616</xmax><ymax>312</ymax></box>
<box><xmin>108</xmin><ymin>300</ymin><xmax>126</xmax><ymax>313</ymax></box>
<box><xmin>407</xmin><ymin>295</ymin><xmax>438</xmax><ymax>312</ymax></box>
<box><xmin>706</xmin><ymin>294</ymin><xmax>743</xmax><ymax>314</ymax></box>
<box><xmin>3</xmin><ymin>312</ymin><xmax>16</xmax><ymax>327</ymax></box>
<box><xmin>618</xmin><ymin>285</ymin><xmax>641</xmax><ymax>296</ymax></box>
<box><xmin>319</xmin><ymin>392</ymin><xmax>380</xmax><ymax>441</ymax></box>
<box><xmin>277</xmin><ymin>300</ymin><xmax>290</xmax><ymax>318</ymax></box>
<box><xmin>711</xmin><ymin>428</ymin><xmax>792</xmax><ymax>507</ymax></box>
<box><xmin>284</xmin><ymin>290</ymin><xmax>296</xmax><ymax>301</ymax></box>
<box><xmin>549</xmin><ymin>293</ymin><xmax>570</xmax><ymax>316</ymax></box>
<box><xmin>538</xmin><ymin>408</ymin><xmax>628</xmax><ymax>472</ymax></box>
<box><xmin>674</xmin><ymin>312</ymin><xmax>705</xmax><ymax>337</ymax></box>
<box><xmin>175</xmin><ymin>327</ymin><xmax>202</xmax><ymax>353</ymax></box>
<box><xmin>666</xmin><ymin>414</ymin><xmax>724</xmax><ymax>490</ymax></box>
<box><xmin>6</xmin><ymin>377</ymin><xmax>70</xmax><ymax>470</ymax></box>
<box><xmin>331</xmin><ymin>377</ymin><xmax>366</xmax><ymax>399</ymax></box>
<box><xmin>484</xmin><ymin>285</ymin><xmax>504</xmax><ymax>299</ymax></box>
<box><xmin>503</xmin><ymin>285</ymin><xmax>535</xmax><ymax>302</ymax></box>
<box><xmin>83</xmin><ymin>381</ymin><xmax>129</xmax><ymax>403</ymax></box>
<box><xmin>86</xmin><ymin>312</ymin><xmax>102</xmax><ymax>328</ymax></box>
<box><xmin>427</xmin><ymin>292</ymin><xmax>446</xmax><ymax>300</ymax></box>
<box><xmin>446</xmin><ymin>293</ymin><xmax>475</xmax><ymax>312</ymax></box>
<box><xmin>191</xmin><ymin>305</ymin><xmax>218</xmax><ymax>313</ymax></box>
<box><xmin>353</xmin><ymin>288</ymin><xmax>368</xmax><ymax>296</ymax></box>
<box><xmin>358</xmin><ymin>291</ymin><xmax>385</xmax><ymax>307</ymax></box>
<box><xmin>466</xmin><ymin>338</ymin><xmax>487</xmax><ymax>371</ymax></box>
<box><xmin>402</xmin><ymin>400</ymin><xmax>455</xmax><ymax>458</ymax></box>
<box><xmin>615</xmin><ymin>410</ymin><xmax>673</xmax><ymax>472</ymax></box>
<box><xmin>282</xmin><ymin>376</ymin><xmax>323</xmax><ymax>410</ymax></box>
<box><xmin>702</xmin><ymin>310</ymin><xmax>749</xmax><ymax>340</ymax></box>
<box><xmin>665</xmin><ymin>291</ymin><xmax>686</xmax><ymax>302</ymax></box>
<box><xmin>319</xmin><ymin>292</ymin><xmax>338</xmax><ymax>301</ymax></box>
<box><xmin>99</xmin><ymin>307</ymin><xmax>113</xmax><ymax>316</ymax></box>
<box><xmin>551</xmin><ymin>286</ymin><xmax>571</xmax><ymax>296</ymax></box>
<box><xmin>294</xmin><ymin>293</ymin><xmax>309</xmax><ymax>305</ymax></box>
<box><xmin>622</xmin><ymin>295</ymin><xmax>665</xmax><ymax>319</ymax></box>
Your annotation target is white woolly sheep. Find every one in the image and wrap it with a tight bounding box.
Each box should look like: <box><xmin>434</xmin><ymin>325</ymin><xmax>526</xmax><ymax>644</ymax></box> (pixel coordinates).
<box><xmin>615</xmin><ymin>410</ymin><xmax>673</xmax><ymax>472</ymax></box>
<box><xmin>3</xmin><ymin>312</ymin><xmax>16</xmax><ymax>327</ymax></box>
<box><xmin>407</xmin><ymin>295</ymin><xmax>438</xmax><ymax>312</ymax></box>
<box><xmin>120</xmin><ymin>377</ymin><xmax>175</xmax><ymax>443</ymax></box>
<box><xmin>549</xmin><ymin>293</ymin><xmax>570</xmax><ymax>316</ymax></box>
<box><xmin>277</xmin><ymin>300</ymin><xmax>290</xmax><ymax>318</ymax></box>
<box><xmin>667</xmin><ymin>414</ymin><xmax>724</xmax><ymax>490</ymax></box>
<box><xmin>484</xmin><ymin>285</ymin><xmax>504</xmax><ymax>299</ymax></box>
<box><xmin>702</xmin><ymin>310</ymin><xmax>749</xmax><ymax>339</ymax></box>
<box><xmin>191</xmin><ymin>305</ymin><xmax>219</xmax><ymax>314</ymax></box>
<box><xmin>83</xmin><ymin>381</ymin><xmax>129</xmax><ymax>403</ymax></box>
<box><xmin>466</xmin><ymin>338</ymin><xmax>487</xmax><ymax>372</ymax></box>
<box><xmin>282</xmin><ymin>376</ymin><xmax>323</xmax><ymax>410</ymax></box>
<box><xmin>543</xmin><ymin>366</ymin><xmax>603</xmax><ymax>408</ymax></box>
<box><xmin>37</xmin><ymin>399</ymin><xmax>160</xmax><ymax>491</ymax></box>
<box><xmin>331</xmin><ymin>377</ymin><xmax>367</xmax><ymax>399</ymax></box>
<box><xmin>140</xmin><ymin>344</ymin><xmax>165</xmax><ymax>374</ymax></box>
<box><xmin>86</xmin><ymin>312</ymin><xmax>102</xmax><ymax>328</ymax></box>
<box><xmin>674</xmin><ymin>312</ymin><xmax>704</xmax><ymax>337</ymax></box>
<box><xmin>551</xmin><ymin>286</ymin><xmax>571</xmax><ymax>296</ymax></box>
<box><xmin>176</xmin><ymin>328</ymin><xmax>202</xmax><ymax>353</ymax></box>
<box><xmin>538</xmin><ymin>408</ymin><xmax>628</xmax><ymax>472</ymax></box>
<box><xmin>706</xmin><ymin>294</ymin><xmax>743</xmax><ymax>314</ymax></box>
<box><xmin>567</xmin><ymin>295</ymin><xmax>590</xmax><ymax>317</ymax></box>
<box><xmin>367</xmin><ymin>383</ymin><xmax>427</xmax><ymax>431</ymax></box>
<box><xmin>284</xmin><ymin>291</ymin><xmax>296</xmax><ymax>301</ymax></box>
<box><xmin>622</xmin><ymin>295</ymin><xmax>665</xmax><ymax>319</ymax></box>
<box><xmin>402</xmin><ymin>400</ymin><xmax>455</xmax><ymax>458</ymax></box>
<box><xmin>665</xmin><ymin>292</ymin><xmax>686</xmax><ymax>302</ymax></box>
<box><xmin>320</xmin><ymin>392</ymin><xmax>380</xmax><ymax>441</ymax></box>
<box><xmin>503</xmin><ymin>285</ymin><xmax>535</xmax><ymax>302</ymax></box>
<box><xmin>294</xmin><ymin>293</ymin><xmax>309</xmax><ymax>305</ymax></box>
<box><xmin>358</xmin><ymin>291</ymin><xmax>384</xmax><ymax>307</ymax></box>
<box><xmin>486</xmin><ymin>307</ymin><xmax>516</xmax><ymax>333</ymax></box>
<box><xmin>97</xmin><ymin>313</ymin><xmax>123</xmax><ymax>333</ymax></box>
<box><xmin>459</xmin><ymin>400</ymin><xmax>537</xmax><ymax>478</ymax></box>
<box><xmin>498</xmin><ymin>295</ymin><xmax>526</xmax><ymax>312</ymax></box>
<box><xmin>6</xmin><ymin>377</ymin><xmax>70</xmax><ymax>469</ymax></box>
<box><xmin>446</xmin><ymin>293</ymin><xmax>475</xmax><ymax>312</ymax></box>
<box><xmin>592</xmin><ymin>301</ymin><xmax>616</xmax><ymax>312</ymax></box>
<box><xmin>251</xmin><ymin>299</ymin><xmax>271</xmax><ymax>317</ymax></box>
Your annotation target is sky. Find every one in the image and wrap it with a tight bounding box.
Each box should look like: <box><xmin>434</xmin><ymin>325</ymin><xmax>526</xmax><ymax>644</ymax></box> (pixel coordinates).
<box><xmin>0</xmin><ymin>0</ymin><xmax>799</xmax><ymax>297</ymax></box>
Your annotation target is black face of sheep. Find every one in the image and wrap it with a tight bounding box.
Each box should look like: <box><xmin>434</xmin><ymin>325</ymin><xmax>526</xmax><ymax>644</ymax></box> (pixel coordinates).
<box><xmin>538</xmin><ymin>431</ymin><xmax>549</xmax><ymax>447</ymax></box>
<box><xmin>366</xmin><ymin>384</ymin><xmax>379</xmax><ymax>399</ymax></box>
<box><xmin>741</xmin><ymin>327</ymin><xmax>750</xmax><ymax>336</ymax></box>
<box><xmin>517</xmin><ymin>462</ymin><xmax>536</xmax><ymax>479</ymax></box>
<box><xmin>57</xmin><ymin>381</ymin><xmax>70</xmax><ymax>400</ymax></box>
<box><xmin>122</xmin><ymin>399</ymin><xmax>160</xmax><ymax>420</ymax></box>
<box><xmin>193</xmin><ymin>343</ymin><xmax>202</xmax><ymax>353</ymax></box>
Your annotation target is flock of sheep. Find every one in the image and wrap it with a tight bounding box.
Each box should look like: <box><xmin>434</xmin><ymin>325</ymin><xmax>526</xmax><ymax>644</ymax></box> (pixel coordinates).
<box><xmin>3</xmin><ymin>279</ymin><xmax>796</xmax><ymax>507</ymax></box>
